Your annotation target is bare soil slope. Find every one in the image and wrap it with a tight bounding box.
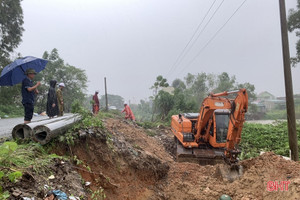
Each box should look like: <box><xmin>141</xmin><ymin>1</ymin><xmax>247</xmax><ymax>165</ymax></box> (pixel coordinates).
<box><xmin>62</xmin><ymin>117</ymin><xmax>300</xmax><ymax>199</ymax></box>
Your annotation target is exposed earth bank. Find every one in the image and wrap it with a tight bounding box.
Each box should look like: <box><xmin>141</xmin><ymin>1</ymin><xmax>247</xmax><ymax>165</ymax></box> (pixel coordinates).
<box><xmin>3</xmin><ymin>117</ymin><xmax>300</xmax><ymax>199</ymax></box>
<box><xmin>68</xmin><ymin>118</ymin><xmax>300</xmax><ymax>200</ymax></box>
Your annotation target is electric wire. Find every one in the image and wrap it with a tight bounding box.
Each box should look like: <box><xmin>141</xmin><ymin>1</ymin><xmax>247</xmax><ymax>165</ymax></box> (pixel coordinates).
<box><xmin>177</xmin><ymin>0</ymin><xmax>248</xmax><ymax>76</ymax></box>
<box><xmin>169</xmin><ymin>0</ymin><xmax>225</xmax><ymax>76</ymax></box>
<box><xmin>167</xmin><ymin>0</ymin><xmax>218</xmax><ymax>75</ymax></box>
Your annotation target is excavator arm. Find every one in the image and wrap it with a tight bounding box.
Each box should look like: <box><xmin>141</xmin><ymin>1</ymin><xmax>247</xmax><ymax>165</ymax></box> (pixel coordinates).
<box><xmin>194</xmin><ymin>89</ymin><xmax>248</xmax><ymax>164</ymax></box>
<box><xmin>224</xmin><ymin>89</ymin><xmax>248</xmax><ymax>164</ymax></box>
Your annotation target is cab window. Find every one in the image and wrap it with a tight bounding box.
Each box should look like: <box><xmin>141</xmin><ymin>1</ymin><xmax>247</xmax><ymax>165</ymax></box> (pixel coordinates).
<box><xmin>215</xmin><ymin>114</ymin><xmax>230</xmax><ymax>143</ymax></box>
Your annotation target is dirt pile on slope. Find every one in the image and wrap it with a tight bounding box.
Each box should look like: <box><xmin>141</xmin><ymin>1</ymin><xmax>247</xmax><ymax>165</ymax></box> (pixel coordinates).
<box><xmin>163</xmin><ymin>152</ymin><xmax>300</xmax><ymax>200</ymax></box>
<box><xmin>62</xmin><ymin>118</ymin><xmax>171</xmax><ymax>200</ymax></box>
<box><xmin>63</xmin><ymin>117</ymin><xmax>300</xmax><ymax>200</ymax></box>
<box><xmin>105</xmin><ymin>118</ymin><xmax>173</xmax><ymax>163</ymax></box>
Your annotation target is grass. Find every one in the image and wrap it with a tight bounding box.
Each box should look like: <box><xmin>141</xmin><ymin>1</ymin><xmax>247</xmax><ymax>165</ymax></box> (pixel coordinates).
<box><xmin>0</xmin><ymin>105</ymin><xmax>23</xmax><ymax>118</ymax></box>
<box><xmin>0</xmin><ymin>104</ymin><xmax>111</xmax><ymax>199</ymax></box>
<box><xmin>0</xmin><ymin>141</ymin><xmax>63</xmax><ymax>199</ymax></box>
<box><xmin>145</xmin><ymin>130</ymin><xmax>156</xmax><ymax>137</ymax></box>
<box><xmin>240</xmin><ymin>122</ymin><xmax>300</xmax><ymax>160</ymax></box>
<box><xmin>0</xmin><ymin>141</ymin><xmax>62</xmax><ymax>171</ymax></box>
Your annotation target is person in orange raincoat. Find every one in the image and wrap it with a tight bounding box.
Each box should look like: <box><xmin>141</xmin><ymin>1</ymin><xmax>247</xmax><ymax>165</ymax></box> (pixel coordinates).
<box><xmin>92</xmin><ymin>90</ymin><xmax>100</xmax><ymax>115</ymax></box>
<box><xmin>122</xmin><ymin>102</ymin><xmax>135</xmax><ymax>121</ymax></box>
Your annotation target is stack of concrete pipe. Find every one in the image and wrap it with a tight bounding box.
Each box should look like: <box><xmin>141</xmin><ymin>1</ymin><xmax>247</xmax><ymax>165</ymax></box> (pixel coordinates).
<box><xmin>12</xmin><ymin>114</ymin><xmax>81</xmax><ymax>145</ymax></box>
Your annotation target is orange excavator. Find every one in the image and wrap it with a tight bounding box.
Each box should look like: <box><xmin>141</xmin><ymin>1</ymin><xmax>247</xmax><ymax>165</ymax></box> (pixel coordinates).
<box><xmin>171</xmin><ymin>88</ymin><xmax>248</xmax><ymax>166</ymax></box>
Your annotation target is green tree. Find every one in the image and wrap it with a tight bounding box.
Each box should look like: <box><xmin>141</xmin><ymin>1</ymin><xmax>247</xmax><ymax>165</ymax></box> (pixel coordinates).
<box><xmin>288</xmin><ymin>1</ymin><xmax>300</xmax><ymax>66</ymax></box>
<box><xmin>150</xmin><ymin>75</ymin><xmax>169</xmax><ymax>121</ymax></box>
<box><xmin>135</xmin><ymin>72</ymin><xmax>257</xmax><ymax>122</ymax></box>
<box><xmin>131</xmin><ymin>99</ymin><xmax>152</xmax><ymax>121</ymax></box>
<box><xmin>172</xmin><ymin>78</ymin><xmax>186</xmax><ymax>91</ymax></box>
<box><xmin>0</xmin><ymin>0</ymin><xmax>24</xmax><ymax>117</ymax></box>
<box><xmin>184</xmin><ymin>73</ymin><xmax>195</xmax><ymax>88</ymax></box>
<box><xmin>235</xmin><ymin>82</ymin><xmax>256</xmax><ymax>101</ymax></box>
<box><xmin>170</xmin><ymin>88</ymin><xmax>198</xmax><ymax>115</ymax></box>
<box><xmin>214</xmin><ymin>72</ymin><xmax>236</xmax><ymax>93</ymax></box>
<box><xmin>100</xmin><ymin>94</ymin><xmax>124</xmax><ymax>110</ymax></box>
<box><xmin>35</xmin><ymin>48</ymin><xmax>88</xmax><ymax>113</ymax></box>
<box><xmin>189</xmin><ymin>73</ymin><xmax>208</xmax><ymax>102</ymax></box>
<box><xmin>154</xmin><ymin>90</ymin><xmax>174</xmax><ymax>120</ymax></box>
<box><xmin>183</xmin><ymin>72</ymin><xmax>212</xmax><ymax>104</ymax></box>
<box><xmin>151</xmin><ymin>75</ymin><xmax>169</xmax><ymax>95</ymax></box>
<box><xmin>0</xmin><ymin>0</ymin><xmax>24</xmax><ymax>67</ymax></box>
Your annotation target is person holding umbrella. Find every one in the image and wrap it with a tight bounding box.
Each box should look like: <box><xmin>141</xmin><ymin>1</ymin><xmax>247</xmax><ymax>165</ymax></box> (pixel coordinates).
<box><xmin>0</xmin><ymin>56</ymin><xmax>48</xmax><ymax>123</ymax></box>
<box><xmin>22</xmin><ymin>68</ymin><xmax>41</xmax><ymax>124</ymax></box>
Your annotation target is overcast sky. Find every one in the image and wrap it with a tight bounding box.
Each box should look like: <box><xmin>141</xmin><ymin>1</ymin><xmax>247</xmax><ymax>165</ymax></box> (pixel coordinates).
<box><xmin>17</xmin><ymin>0</ymin><xmax>300</xmax><ymax>103</ymax></box>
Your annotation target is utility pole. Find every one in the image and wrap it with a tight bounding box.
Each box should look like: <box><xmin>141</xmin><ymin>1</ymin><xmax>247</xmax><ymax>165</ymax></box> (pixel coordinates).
<box><xmin>279</xmin><ymin>0</ymin><xmax>299</xmax><ymax>161</ymax></box>
<box><xmin>104</xmin><ymin>77</ymin><xmax>108</xmax><ymax>111</ymax></box>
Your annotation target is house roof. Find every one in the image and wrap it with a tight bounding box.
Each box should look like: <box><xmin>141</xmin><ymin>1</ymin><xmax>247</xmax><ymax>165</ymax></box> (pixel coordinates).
<box><xmin>258</xmin><ymin>91</ymin><xmax>275</xmax><ymax>98</ymax></box>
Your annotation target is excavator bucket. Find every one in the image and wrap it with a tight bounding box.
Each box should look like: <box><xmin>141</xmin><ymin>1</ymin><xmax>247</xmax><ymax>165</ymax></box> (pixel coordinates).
<box><xmin>215</xmin><ymin>164</ymin><xmax>243</xmax><ymax>182</ymax></box>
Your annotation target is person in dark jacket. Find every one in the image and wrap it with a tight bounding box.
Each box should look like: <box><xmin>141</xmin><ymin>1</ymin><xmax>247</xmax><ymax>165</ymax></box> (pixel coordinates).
<box><xmin>46</xmin><ymin>80</ymin><xmax>59</xmax><ymax>118</ymax></box>
<box><xmin>22</xmin><ymin>68</ymin><xmax>41</xmax><ymax>124</ymax></box>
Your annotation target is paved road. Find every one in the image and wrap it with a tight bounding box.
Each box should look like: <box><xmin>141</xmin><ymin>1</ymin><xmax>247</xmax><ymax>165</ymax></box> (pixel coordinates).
<box><xmin>0</xmin><ymin>115</ymin><xmax>48</xmax><ymax>138</ymax></box>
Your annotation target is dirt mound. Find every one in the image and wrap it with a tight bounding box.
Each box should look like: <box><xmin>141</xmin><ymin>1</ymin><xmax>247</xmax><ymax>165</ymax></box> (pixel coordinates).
<box><xmin>59</xmin><ymin>118</ymin><xmax>172</xmax><ymax>200</ymax></box>
<box><xmin>163</xmin><ymin>153</ymin><xmax>300</xmax><ymax>200</ymax></box>
<box><xmin>105</xmin><ymin>118</ymin><xmax>173</xmax><ymax>163</ymax></box>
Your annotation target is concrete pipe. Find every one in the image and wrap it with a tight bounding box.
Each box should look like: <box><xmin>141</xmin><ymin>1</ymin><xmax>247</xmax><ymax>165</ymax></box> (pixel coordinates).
<box><xmin>12</xmin><ymin>114</ymin><xmax>76</xmax><ymax>140</ymax></box>
<box><xmin>32</xmin><ymin>115</ymin><xmax>81</xmax><ymax>145</ymax></box>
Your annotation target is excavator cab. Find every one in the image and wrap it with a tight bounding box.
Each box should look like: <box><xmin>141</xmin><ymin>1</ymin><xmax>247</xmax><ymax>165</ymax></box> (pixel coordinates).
<box><xmin>212</xmin><ymin>109</ymin><xmax>231</xmax><ymax>145</ymax></box>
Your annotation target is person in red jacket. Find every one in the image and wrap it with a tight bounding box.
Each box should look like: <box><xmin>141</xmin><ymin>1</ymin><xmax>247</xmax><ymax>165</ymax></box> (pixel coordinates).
<box><xmin>122</xmin><ymin>102</ymin><xmax>135</xmax><ymax>121</ymax></box>
<box><xmin>93</xmin><ymin>90</ymin><xmax>100</xmax><ymax>115</ymax></box>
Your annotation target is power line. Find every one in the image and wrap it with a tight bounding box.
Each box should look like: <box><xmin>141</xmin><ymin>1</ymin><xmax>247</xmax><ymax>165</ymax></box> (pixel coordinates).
<box><xmin>177</xmin><ymin>0</ymin><xmax>248</xmax><ymax>76</ymax></box>
<box><xmin>169</xmin><ymin>0</ymin><xmax>225</xmax><ymax>76</ymax></box>
<box><xmin>167</xmin><ymin>0</ymin><xmax>218</xmax><ymax>75</ymax></box>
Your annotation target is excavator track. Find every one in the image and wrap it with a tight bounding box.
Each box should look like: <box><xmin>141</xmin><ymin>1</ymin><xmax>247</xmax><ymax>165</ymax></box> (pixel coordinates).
<box><xmin>174</xmin><ymin>137</ymin><xmax>243</xmax><ymax>181</ymax></box>
<box><xmin>175</xmin><ymin>137</ymin><xmax>224</xmax><ymax>165</ymax></box>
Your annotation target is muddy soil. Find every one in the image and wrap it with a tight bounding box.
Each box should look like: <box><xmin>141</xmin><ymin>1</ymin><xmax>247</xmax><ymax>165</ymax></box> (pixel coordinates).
<box><xmin>66</xmin><ymin>118</ymin><xmax>300</xmax><ymax>200</ymax></box>
<box><xmin>64</xmin><ymin>118</ymin><xmax>171</xmax><ymax>200</ymax></box>
<box><xmin>9</xmin><ymin>117</ymin><xmax>299</xmax><ymax>199</ymax></box>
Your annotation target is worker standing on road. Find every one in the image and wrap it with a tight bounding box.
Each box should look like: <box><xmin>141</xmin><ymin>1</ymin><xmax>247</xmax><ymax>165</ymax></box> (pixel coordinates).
<box><xmin>46</xmin><ymin>80</ymin><xmax>59</xmax><ymax>118</ymax></box>
<box><xmin>121</xmin><ymin>102</ymin><xmax>135</xmax><ymax>121</ymax></box>
<box><xmin>92</xmin><ymin>90</ymin><xmax>100</xmax><ymax>115</ymax></box>
<box><xmin>21</xmin><ymin>68</ymin><xmax>41</xmax><ymax>124</ymax></box>
<box><xmin>57</xmin><ymin>83</ymin><xmax>65</xmax><ymax>116</ymax></box>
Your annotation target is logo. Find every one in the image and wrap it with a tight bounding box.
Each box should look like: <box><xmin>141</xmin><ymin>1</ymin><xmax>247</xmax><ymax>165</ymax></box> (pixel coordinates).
<box><xmin>214</xmin><ymin>102</ymin><xmax>224</xmax><ymax>107</ymax></box>
<box><xmin>267</xmin><ymin>181</ymin><xmax>290</xmax><ymax>191</ymax></box>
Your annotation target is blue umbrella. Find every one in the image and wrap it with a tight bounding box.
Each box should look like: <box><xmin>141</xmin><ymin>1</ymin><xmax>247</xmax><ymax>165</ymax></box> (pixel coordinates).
<box><xmin>0</xmin><ymin>56</ymin><xmax>48</xmax><ymax>86</ymax></box>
